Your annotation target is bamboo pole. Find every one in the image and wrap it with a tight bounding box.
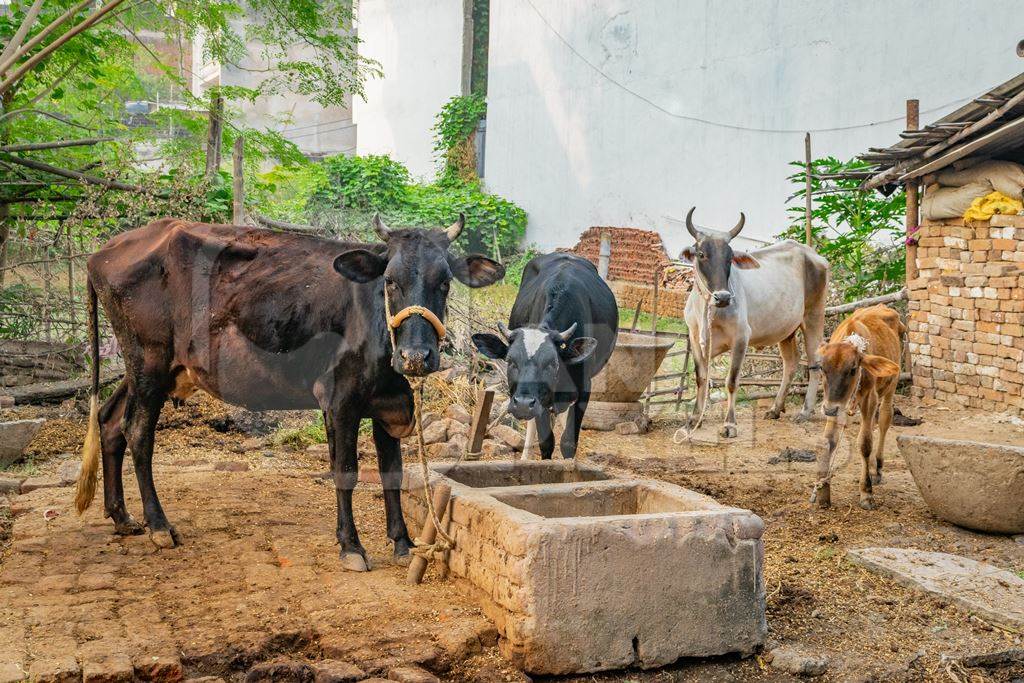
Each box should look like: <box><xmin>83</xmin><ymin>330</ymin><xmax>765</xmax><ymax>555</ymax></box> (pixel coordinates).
<box><xmin>66</xmin><ymin>227</ymin><xmax>76</xmax><ymax>338</ymax></box>
<box><xmin>804</xmin><ymin>132</ymin><xmax>813</xmax><ymax>246</ymax></box>
<box><xmin>905</xmin><ymin>99</ymin><xmax>920</xmax><ymax>283</ymax></box>
<box><xmin>407</xmin><ymin>483</ymin><xmax>451</xmax><ymax>585</ymax></box>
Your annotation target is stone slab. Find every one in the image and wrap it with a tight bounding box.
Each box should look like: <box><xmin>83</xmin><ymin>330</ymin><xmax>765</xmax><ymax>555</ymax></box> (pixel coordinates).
<box><xmin>0</xmin><ymin>419</ymin><xmax>45</xmax><ymax>468</ymax></box>
<box><xmin>846</xmin><ymin>547</ymin><xmax>1024</xmax><ymax>631</ymax></box>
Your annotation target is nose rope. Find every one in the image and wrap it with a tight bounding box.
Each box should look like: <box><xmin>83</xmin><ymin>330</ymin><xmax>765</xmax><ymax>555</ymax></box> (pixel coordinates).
<box><xmin>381</xmin><ymin>283</ymin><xmax>455</xmax><ymax>563</ymax></box>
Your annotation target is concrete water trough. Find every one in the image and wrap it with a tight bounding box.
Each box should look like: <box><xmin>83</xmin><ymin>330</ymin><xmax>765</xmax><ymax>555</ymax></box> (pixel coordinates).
<box><xmin>403</xmin><ymin>460</ymin><xmax>766</xmax><ymax>674</ymax></box>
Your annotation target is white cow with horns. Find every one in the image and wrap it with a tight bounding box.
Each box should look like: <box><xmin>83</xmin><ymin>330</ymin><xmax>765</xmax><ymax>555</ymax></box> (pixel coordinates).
<box><xmin>676</xmin><ymin>207</ymin><xmax>829</xmax><ymax>439</ymax></box>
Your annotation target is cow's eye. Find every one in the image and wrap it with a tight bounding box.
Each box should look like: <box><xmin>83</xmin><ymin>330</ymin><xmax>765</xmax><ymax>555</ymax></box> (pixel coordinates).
<box><xmin>696</xmin><ymin>251</ymin><xmax>704</xmax><ymax>259</ymax></box>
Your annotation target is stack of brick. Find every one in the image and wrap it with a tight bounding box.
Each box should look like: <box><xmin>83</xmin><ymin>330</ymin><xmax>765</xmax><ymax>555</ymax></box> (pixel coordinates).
<box><xmin>907</xmin><ymin>215</ymin><xmax>1024</xmax><ymax>414</ymax></box>
<box><xmin>571</xmin><ymin>227</ymin><xmax>692</xmax><ymax>318</ymax></box>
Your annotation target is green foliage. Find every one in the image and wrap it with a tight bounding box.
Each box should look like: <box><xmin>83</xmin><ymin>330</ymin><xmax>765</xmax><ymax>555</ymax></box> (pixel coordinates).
<box><xmin>779</xmin><ymin>157</ymin><xmax>906</xmax><ymax>302</ymax></box>
<box><xmin>432</xmin><ymin>93</ymin><xmax>486</xmax><ymax>183</ymax></box>
<box><xmin>501</xmin><ymin>247</ymin><xmax>539</xmax><ymax>287</ymax></box>
<box><xmin>470</xmin><ymin>0</ymin><xmax>490</xmax><ymax>95</ymax></box>
<box><xmin>306</xmin><ymin>154</ymin><xmax>526</xmax><ymax>257</ymax></box>
<box><xmin>313</xmin><ymin>155</ymin><xmax>411</xmax><ymax>211</ymax></box>
<box><xmin>273</xmin><ymin>414</ymin><xmax>327</xmax><ymax>450</ymax></box>
<box><xmin>433</xmin><ymin>93</ymin><xmax>487</xmax><ymax>157</ymax></box>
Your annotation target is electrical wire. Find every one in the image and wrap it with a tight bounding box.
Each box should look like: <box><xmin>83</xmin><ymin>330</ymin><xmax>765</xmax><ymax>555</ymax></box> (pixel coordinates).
<box><xmin>521</xmin><ymin>0</ymin><xmax>984</xmax><ymax>135</ymax></box>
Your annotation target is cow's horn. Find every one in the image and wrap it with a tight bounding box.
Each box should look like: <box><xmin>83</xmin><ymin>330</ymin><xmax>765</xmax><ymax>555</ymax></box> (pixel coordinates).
<box><xmin>728</xmin><ymin>212</ymin><xmax>746</xmax><ymax>240</ymax></box>
<box><xmin>445</xmin><ymin>213</ymin><xmax>465</xmax><ymax>241</ymax></box>
<box><xmin>555</xmin><ymin>322</ymin><xmax>578</xmax><ymax>342</ymax></box>
<box><xmin>497</xmin><ymin>321</ymin><xmax>512</xmax><ymax>341</ymax></box>
<box><xmin>372</xmin><ymin>213</ymin><xmax>391</xmax><ymax>241</ymax></box>
<box><xmin>685</xmin><ymin>206</ymin><xmax>700</xmax><ymax>240</ymax></box>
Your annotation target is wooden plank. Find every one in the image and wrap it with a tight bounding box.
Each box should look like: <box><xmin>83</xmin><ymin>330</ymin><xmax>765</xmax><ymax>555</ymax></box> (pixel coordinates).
<box><xmin>466</xmin><ymin>389</ymin><xmax>494</xmax><ymax>457</ymax></box>
<box><xmin>825</xmin><ymin>289</ymin><xmax>908</xmax><ymax>316</ymax></box>
<box><xmin>897</xmin><ymin>115</ymin><xmax>1024</xmax><ymax>181</ymax></box>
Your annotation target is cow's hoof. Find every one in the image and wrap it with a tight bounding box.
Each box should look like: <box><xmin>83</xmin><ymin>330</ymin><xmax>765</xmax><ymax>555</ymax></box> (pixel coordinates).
<box><xmin>719</xmin><ymin>424</ymin><xmax>738</xmax><ymax>438</ymax></box>
<box><xmin>393</xmin><ymin>552</ymin><xmax>412</xmax><ymax>567</ymax></box>
<box><xmin>149</xmin><ymin>527</ymin><xmax>180</xmax><ymax>549</ymax></box>
<box><xmin>859</xmin><ymin>497</ymin><xmax>875</xmax><ymax>511</ymax></box>
<box><xmin>340</xmin><ymin>552</ymin><xmax>371</xmax><ymax>572</ymax></box>
<box><xmin>763</xmin><ymin>409</ymin><xmax>782</xmax><ymax>420</ymax></box>
<box><xmin>114</xmin><ymin>517</ymin><xmax>145</xmax><ymax>536</ymax></box>
<box><xmin>794</xmin><ymin>410</ymin><xmax>814</xmax><ymax>424</ymax></box>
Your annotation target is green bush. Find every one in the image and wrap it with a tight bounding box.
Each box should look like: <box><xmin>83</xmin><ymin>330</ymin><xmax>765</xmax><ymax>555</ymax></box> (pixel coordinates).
<box><xmin>306</xmin><ymin>154</ymin><xmax>526</xmax><ymax>257</ymax></box>
<box><xmin>312</xmin><ymin>154</ymin><xmax>410</xmax><ymax>210</ymax></box>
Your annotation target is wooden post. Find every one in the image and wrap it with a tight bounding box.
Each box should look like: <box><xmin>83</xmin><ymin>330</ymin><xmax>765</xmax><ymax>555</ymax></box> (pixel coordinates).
<box><xmin>42</xmin><ymin>248</ymin><xmax>51</xmax><ymax>342</ymax></box>
<box><xmin>905</xmin><ymin>99</ymin><xmax>920</xmax><ymax>283</ymax></box>
<box><xmin>407</xmin><ymin>482</ymin><xmax>451</xmax><ymax>585</ymax></box>
<box><xmin>804</xmin><ymin>132</ymin><xmax>813</xmax><ymax>246</ymax></box>
<box><xmin>232</xmin><ymin>136</ymin><xmax>245</xmax><ymax>225</ymax></box>
<box><xmin>466</xmin><ymin>388</ymin><xmax>494</xmax><ymax>459</ymax></box>
<box><xmin>204</xmin><ymin>93</ymin><xmax>223</xmax><ymax>179</ymax></box>
<box><xmin>521</xmin><ymin>419</ymin><xmax>538</xmax><ymax>460</ymax></box>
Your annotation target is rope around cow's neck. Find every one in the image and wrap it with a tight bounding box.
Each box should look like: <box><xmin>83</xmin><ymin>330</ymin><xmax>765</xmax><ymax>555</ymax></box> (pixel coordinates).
<box><xmin>382</xmin><ymin>284</ymin><xmax>455</xmax><ymax>561</ymax></box>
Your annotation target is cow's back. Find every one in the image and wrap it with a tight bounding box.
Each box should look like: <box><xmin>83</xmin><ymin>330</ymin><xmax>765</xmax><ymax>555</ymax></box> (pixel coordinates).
<box><xmin>832</xmin><ymin>304</ymin><xmax>903</xmax><ymax>363</ymax></box>
<box><xmin>510</xmin><ymin>253</ymin><xmax>618</xmax><ymax>375</ymax></box>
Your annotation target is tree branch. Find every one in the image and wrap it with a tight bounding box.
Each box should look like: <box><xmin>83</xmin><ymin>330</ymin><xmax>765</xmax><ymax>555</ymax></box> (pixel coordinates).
<box><xmin>0</xmin><ymin>0</ymin><xmax>130</xmax><ymax>97</ymax></box>
<box><xmin>0</xmin><ymin>108</ymin><xmax>95</xmax><ymax>130</ymax></box>
<box><xmin>1</xmin><ymin>153</ymin><xmax>149</xmax><ymax>193</ymax></box>
<box><xmin>0</xmin><ymin>0</ymin><xmax>93</xmax><ymax>77</ymax></box>
<box><xmin>0</xmin><ymin>137</ymin><xmax>114</xmax><ymax>153</ymax></box>
<box><xmin>0</xmin><ymin>0</ymin><xmax>46</xmax><ymax>72</ymax></box>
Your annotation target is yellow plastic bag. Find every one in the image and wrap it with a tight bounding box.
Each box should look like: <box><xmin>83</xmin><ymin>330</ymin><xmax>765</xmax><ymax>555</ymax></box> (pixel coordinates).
<box><xmin>962</xmin><ymin>191</ymin><xmax>1024</xmax><ymax>222</ymax></box>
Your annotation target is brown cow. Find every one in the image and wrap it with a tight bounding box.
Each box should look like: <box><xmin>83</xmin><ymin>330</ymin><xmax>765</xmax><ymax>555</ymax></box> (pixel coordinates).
<box><xmin>75</xmin><ymin>215</ymin><xmax>504</xmax><ymax>571</ymax></box>
<box><xmin>813</xmin><ymin>304</ymin><xmax>902</xmax><ymax>509</ymax></box>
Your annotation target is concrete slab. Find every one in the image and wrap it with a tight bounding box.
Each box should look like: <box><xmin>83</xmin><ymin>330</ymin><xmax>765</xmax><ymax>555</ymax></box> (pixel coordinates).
<box><xmin>846</xmin><ymin>548</ymin><xmax>1024</xmax><ymax>631</ymax></box>
<box><xmin>404</xmin><ymin>461</ymin><xmax>765</xmax><ymax>674</ymax></box>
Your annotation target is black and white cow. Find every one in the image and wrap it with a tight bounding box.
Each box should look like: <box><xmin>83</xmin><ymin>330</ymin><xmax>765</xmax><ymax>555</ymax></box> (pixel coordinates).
<box><xmin>472</xmin><ymin>253</ymin><xmax>618</xmax><ymax>459</ymax></box>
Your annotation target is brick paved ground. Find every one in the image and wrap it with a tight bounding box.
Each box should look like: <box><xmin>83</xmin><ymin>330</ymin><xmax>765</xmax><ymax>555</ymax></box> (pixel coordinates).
<box><xmin>0</xmin><ymin>453</ymin><xmax>499</xmax><ymax>683</ymax></box>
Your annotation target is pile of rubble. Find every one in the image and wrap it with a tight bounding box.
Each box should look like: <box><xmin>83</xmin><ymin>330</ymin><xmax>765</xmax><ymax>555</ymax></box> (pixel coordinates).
<box><xmin>421</xmin><ymin>405</ymin><xmax>525</xmax><ymax>459</ymax></box>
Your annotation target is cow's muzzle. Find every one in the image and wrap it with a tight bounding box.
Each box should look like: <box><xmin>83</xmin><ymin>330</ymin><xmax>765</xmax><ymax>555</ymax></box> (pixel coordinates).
<box><xmin>509</xmin><ymin>395</ymin><xmax>542</xmax><ymax>420</ymax></box>
<box><xmin>395</xmin><ymin>346</ymin><xmax>437</xmax><ymax>376</ymax></box>
<box><xmin>712</xmin><ymin>290</ymin><xmax>732</xmax><ymax>308</ymax></box>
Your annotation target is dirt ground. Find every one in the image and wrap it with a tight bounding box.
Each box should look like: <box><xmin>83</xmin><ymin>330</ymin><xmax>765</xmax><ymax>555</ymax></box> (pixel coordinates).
<box><xmin>2</xmin><ymin>394</ymin><xmax>1023</xmax><ymax>683</ymax></box>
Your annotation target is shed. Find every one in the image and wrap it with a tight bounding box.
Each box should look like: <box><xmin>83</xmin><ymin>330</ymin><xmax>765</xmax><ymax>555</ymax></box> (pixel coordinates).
<box><xmin>842</xmin><ymin>65</ymin><xmax>1024</xmax><ymax>416</ymax></box>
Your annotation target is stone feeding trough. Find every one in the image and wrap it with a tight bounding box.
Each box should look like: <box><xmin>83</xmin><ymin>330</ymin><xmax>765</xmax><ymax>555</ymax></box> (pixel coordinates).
<box><xmin>897</xmin><ymin>435</ymin><xmax>1024</xmax><ymax>534</ymax></box>
<box><xmin>582</xmin><ymin>331</ymin><xmax>676</xmax><ymax>430</ymax></box>
<box><xmin>402</xmin><ymin>460</ymin><xmax>766</xmax><ymax>674</ymax></box>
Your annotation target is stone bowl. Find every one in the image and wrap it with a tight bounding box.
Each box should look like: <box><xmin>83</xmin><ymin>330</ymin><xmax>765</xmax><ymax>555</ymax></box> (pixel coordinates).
<box><xmin>590</xmin><ymin>332</ymin><xmax>676</xmax><ymax>403</ymax></box>
<box><xmin>897</xmin><ymin>435</ymin><xmax>1024</xmax><ymax>534</ymax></box>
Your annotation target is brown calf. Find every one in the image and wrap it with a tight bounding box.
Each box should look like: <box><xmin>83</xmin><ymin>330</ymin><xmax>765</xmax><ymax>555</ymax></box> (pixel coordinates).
<box><xmin>814</xmin><ymin>304</ymin><xmax>903</xmax><ymax>509</ymax></box>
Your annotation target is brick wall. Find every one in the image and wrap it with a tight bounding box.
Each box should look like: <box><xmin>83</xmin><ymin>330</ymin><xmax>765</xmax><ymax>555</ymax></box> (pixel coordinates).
<box><xmin>610</xmin><ymin>281</ymin><xmax>690</xmax><ymax>319</ymax></box>
<box><xmin>907</xmin><ymin>215</ymin><xmax>1024</xmax><ymax>414</ymax></box>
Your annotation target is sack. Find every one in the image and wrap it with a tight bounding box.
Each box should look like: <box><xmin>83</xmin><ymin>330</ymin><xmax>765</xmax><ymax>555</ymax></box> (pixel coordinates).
<box><xmin>922</xmin><ymin>182</ymin><xmax>990</xmax><ymax>220</ymax></box>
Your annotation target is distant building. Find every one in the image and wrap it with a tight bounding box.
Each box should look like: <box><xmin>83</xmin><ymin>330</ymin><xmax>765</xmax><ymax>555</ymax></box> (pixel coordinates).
<box><xmin>191</xmin><ymin>16</ymin><xmax>356</xmax><ymax>159</ymax></box>
<box><xmin>353</xmin><ymin>0</ymin><xmax>1024</xmax><ymax>253</ymax></box>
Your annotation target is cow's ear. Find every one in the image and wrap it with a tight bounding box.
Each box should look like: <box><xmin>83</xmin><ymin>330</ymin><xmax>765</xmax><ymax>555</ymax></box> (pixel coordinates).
<box><xmin>560</xmin><ymin>336</ymin><xmax>597</xmax><ymax>365</ymax></box>
<box><xmin>333</xmin><ymin>249</ymin><xmax>387</xmax><ymax>283</ymax></box>
<box><xmin>679</xmin><ymin>246</ymin><xmax>696</xmax><ymax>265</ymax></box>
<box><xmin>451</xmin><ymin>254</ymin><xmax>505</xmax><ymax>287</ymax></box>
<box><xmin>472</xmin><ymin>333</ymin><xmax>509</xmax><ymax>360</ymax></box>
<box><xmin>861</xmin><ymin>354</ymin><xmax>899</xmax><ymax>379</ymax></box>
<box><xmin>732</xmin><ymin>251</ymin><xmax>760</xmax><ymax>269</ymax></box>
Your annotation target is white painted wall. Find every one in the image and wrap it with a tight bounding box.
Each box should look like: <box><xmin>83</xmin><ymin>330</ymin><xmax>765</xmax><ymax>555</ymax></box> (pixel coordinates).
<box><xmin>354</xmin><ymin>0</ymin><xmax>467</xmax><ymax>180</ymax></box>
<box><xmin>485</xmin><ymin>0</ymin><xmax>1024</xmax><ymax>254</ymax></box>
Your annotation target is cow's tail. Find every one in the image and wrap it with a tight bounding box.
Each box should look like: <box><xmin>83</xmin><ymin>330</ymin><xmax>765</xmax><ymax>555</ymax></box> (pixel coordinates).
<box><xmin>75</xmin><ymin>278</ymin><xmax>101</xmax><ymax>514</ymax></box>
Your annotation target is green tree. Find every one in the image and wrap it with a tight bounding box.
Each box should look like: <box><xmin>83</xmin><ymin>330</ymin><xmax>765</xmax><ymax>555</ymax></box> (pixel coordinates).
<box><xmin>779</xmin><ymin>157</ymin><xmax>906</xmax><ymax>302</ymax></box>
